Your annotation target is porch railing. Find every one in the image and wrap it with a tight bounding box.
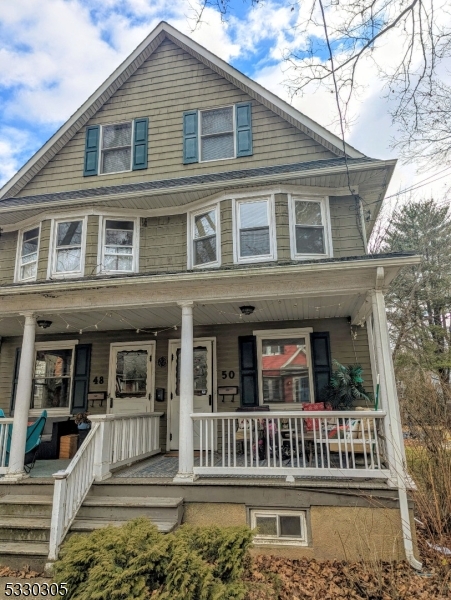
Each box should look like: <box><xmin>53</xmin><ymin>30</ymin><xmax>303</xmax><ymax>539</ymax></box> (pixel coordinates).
<box><xmin>48</xmin><ymin>412</ymin><xmax>162</xmax><ymax>561</ymax></box>
<box><xmin>48</xmin><ymin>422</ymin><xmax>100</xmax><ymax>560</ymax></box>
<box><xmin>192</xmin><ymin>411</ymin><xmax>390</xmax><ymax>480</ymax></box>
<box><xmin>0</xmin><ymin>418</ymin><xmax>13</xmax><ymax>474</ymax></box>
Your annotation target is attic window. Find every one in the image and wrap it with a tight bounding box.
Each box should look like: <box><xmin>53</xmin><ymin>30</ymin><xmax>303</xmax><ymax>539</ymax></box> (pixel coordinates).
<box><xmin>101</xmin><ymin>122</ymin><xmax>132</xmax><ymax>174</ymax></box>
<box><xmin>200</xmin><ymin>107</ymin><xmax>234</xmax><ymax>162</ymax></box>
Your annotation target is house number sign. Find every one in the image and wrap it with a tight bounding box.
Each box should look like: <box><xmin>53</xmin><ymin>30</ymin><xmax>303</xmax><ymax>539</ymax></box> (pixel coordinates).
<box><xmin>221</xmin><ymin>370</ymin><xmax>235</xmax><ymax>379</ymax></box>
<box><xmin>93</xmin><ymin>376</ymin><xmax>104</xmax><ymax>384</ymax></box>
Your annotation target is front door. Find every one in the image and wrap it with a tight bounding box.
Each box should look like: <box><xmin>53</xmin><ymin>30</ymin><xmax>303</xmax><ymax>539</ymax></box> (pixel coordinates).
<box><xmin>108</xmin><ymin>342</ymin><xmax>155</xmax><ymax>414</ymax></box>
<box><xmin>169</xmin><ymin>339</ymin><xmax>214</xmax><ymax>450</ymax></box>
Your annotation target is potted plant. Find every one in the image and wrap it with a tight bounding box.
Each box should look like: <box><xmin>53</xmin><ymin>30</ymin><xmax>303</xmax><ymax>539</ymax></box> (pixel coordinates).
<box><xmin>74</xmin><ymin>412</ymin><xmax>91</xmax><ymax>448</ymax></box>
<box><xmin>321</xmin><ymin>360</ymin><xmax>372</xmax><ymax>410</ymax></box>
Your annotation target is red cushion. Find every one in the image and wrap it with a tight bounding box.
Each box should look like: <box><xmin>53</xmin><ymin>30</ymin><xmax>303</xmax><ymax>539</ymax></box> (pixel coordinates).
<box><xmin>302</xmin><ymin>402</ymin><xmax>332</xmax><ymax>431</ymax></box>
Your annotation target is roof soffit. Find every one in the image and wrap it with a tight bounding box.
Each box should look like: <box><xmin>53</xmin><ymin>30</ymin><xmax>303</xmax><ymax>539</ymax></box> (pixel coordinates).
<box><xmin>0</xmin><ymin>22</ymin><xmax>365</xmax><ymax>201</ymax></box>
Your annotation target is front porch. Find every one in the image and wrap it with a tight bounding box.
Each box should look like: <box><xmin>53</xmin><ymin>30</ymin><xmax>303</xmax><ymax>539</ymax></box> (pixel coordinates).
<box><xmin>0</xmin><ymin>256</ymin><xmax>420</xmax><ymax>568</ymax></box>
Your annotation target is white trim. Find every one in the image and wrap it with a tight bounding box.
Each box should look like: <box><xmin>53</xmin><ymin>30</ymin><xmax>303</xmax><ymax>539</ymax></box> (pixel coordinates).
<box><xmin>250</xmin><ymin>509</ymin><xmax>308</xmax><ymax>547</ymax></box>
<box><xmin>254</xmin><ymin>328</ymin><xmax>314</xmax><ymax>407</ymax></box>
<box><xmin>288</xmin><ymin>195</ymin><xmax>333</xmax><ymax>260</ymax></box>
<box><xmin>198</xmin><ymin>105</ymin><xmax>236</xmax><ymax>163</ymax></box>
<box><xmin>97</xmin><ymin>216</ymin><xmax>140</xmax><ymax>275</ymax></box>
<box><xmin>107</xmin><ymin>340</ymin><xmax>156</xmax><ymax>414</ymax></box>
<box><xmin>166</xmin><ymin>337</ymin><xmax>217</xmax><ymax>451</ymax></box>
<box><xmin>14</xmin><ymin>223</ymin><xmax>41</xmax><ymax>283</ymax></box>
<box><xmin>187</xmin><ymin>203</ymin><xmax>221</xmax><ymax>269</ymax></box>
<box><xmin>32</xmin><ymin>339</ymin><xmax>79</xmax><ymax>415</ymax></box>
<box><xmin>47</xmin><ymin>216</ymin><xmax>88</xmax><ymax>279</ymax></box>
<box><xmin>97</xmin><ymin>120</ymin><xmax>134</xmax><ymax>176</ymax></box>
<box><xmin>233</xmin><ymin>194</ymin><xmax>277</xmax><ymax>264</ymax></box>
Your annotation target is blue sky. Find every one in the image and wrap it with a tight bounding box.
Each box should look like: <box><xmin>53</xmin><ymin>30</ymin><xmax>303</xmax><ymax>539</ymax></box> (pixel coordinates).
<box><xmin>0</xmin><ymin>0</ymin><xmax>450</xmax><ymax>205</ymax></box>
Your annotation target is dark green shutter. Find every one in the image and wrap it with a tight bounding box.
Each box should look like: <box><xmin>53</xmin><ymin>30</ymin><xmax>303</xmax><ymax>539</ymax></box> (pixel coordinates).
<box><xmin>239</xmin><ymin>335</ymin><xmax>259</xmax><ymax>407</ymax></box>
<box><xmin>10</xmin><ymin>348</ymin><xmax>21</xmax><ymax>414</ymax></box>
<box><xmin>235</xmin><ymin>102</ymin><xmax>253</xmax><ymax>157</ymax></box>
<box><xmin>310</xmin><ymin>332</ymin><xmax>332</xmax><ymax>402</ymax></box>
<box><xmin>132</xmin><ymin>118</ymin><xmax>149</xmax><ymax>170</ymax></box>
<box><xmin>83</xmin><ymin>125</ymin><xmax>100</xmax><ymax>176</ymax></box>
<box><xmin>183</xmin><ymin>111</ymin><xmax>198</xmax><ymax>164</ymax></box>
<box><xmin>72</xmin><ymin>344</ymin><xmax>92</xmax><ymax>414</ymax></box>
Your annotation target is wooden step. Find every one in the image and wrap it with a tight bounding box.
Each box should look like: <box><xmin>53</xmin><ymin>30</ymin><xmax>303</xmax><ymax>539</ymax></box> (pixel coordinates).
<box><xmin>71</xmin><ymin>518</ymin><xmax>177</xmax><ymax>533</ymax></box>
<box><xmin>82</xmin><ymin>496</ymin><xmax>183</xmax><ymax>508</ymax></box>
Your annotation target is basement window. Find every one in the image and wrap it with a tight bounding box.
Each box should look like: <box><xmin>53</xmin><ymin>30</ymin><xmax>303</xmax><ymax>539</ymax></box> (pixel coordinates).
<box><xmin>250</xmin><ymin>509</ymin><xmax>308</xmax><ymax>546</ymax></box>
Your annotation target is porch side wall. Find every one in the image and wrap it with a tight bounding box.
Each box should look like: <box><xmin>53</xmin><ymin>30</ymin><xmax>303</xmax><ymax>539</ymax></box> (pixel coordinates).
<box><xmin>0</xmin><ymin>318</ymin><xmax>373</xmax><ymax>451</ymax></box>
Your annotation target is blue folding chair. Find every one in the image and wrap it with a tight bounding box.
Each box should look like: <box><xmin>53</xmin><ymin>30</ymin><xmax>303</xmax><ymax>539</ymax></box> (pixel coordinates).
<box><xmin>1</xmin><ymin>410</ymin><xmax>47</xmax><ymax>473</ymax></box>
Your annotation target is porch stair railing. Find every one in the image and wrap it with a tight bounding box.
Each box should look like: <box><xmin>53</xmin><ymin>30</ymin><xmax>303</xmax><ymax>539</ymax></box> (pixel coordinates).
<box><xmin>0</xmin><ymin>418</ymin><xmax>14</xmax><ymax>474</ymax></box>
<box><xmin>192</xmin><ymin>411</ymin><xmax>390</xmax><ymax>480</ymax></box>
<box><xmin>48</xmin><ymin>412</ymin><xmax>162</xmax><ymax>562</ymax></box>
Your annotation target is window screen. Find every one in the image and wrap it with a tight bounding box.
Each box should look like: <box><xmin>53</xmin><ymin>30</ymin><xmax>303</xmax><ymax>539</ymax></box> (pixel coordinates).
<box><xmin>55</xmin><ymin>221</ymin><xmax>83</xmax><ymax>273</ymax></box>
<box><xmin>101</xmin><ymin>122</ymin><xmax>132</xmax><ymax>174</ymax></box>
<box><xmin>103</xmin><ymin>220</ymin><xmax>134</xmax><ymax>272</ymax></box>
<box><xmin>294</xmin><ymin>200</ymin><xmax>325</xmax><ymax>254</ymax></box>
<box><xmin>19</xmin><ymin>227</ymin><xmax>39</xmax><ymax>280</ymax></box>
<box><xmin>201</xmin><ymin>107</ymin><xmax>234</xmax><ymax>161</ymax></box>
<box><xmin>238</xmin><ymin>200</ymin><xmax>270</xmax><ymax>258</ymax></box>
<box><xmin>193</xmin><ymin>210</ymin><xmax>217</xmax><ymax>266</ymax></box>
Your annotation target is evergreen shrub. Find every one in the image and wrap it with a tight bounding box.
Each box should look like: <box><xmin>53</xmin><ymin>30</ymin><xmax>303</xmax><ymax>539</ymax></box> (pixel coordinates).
<box><xmin>53</xmin><ymin>517</ymin><xmax>253</xmax><ymax>600</ymax></box>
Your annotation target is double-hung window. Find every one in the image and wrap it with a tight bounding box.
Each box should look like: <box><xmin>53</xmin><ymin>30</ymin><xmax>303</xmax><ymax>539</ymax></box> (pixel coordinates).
<box><xmin>99</xmin><ymin>218</ymin><xmax>138</xmax><ymax>274</ymax></box>
<box><xmin>50</xmin><ymin>218</ymin><xmax>86</xmax><ymax>277</ymax></box>
<box><xmin>234</xmin><ymin>197</ymin><xmax>276</xmax><ymax>263</ymax></box>
<box><xmin>289</xmin><ymin>196</ymin><xmax>332</xmax><ymax>259</ymax></box>
<box><xmin>189</xmin><ymin>206</ymin><xmax>220</xmax><ymax>268</ymax></box>
<box><xmin>255</xmin><ymin>329</ymin><xmax>314</xmax><ymax>405</ymax></box>
<box><xmin>32</xmin><ymin>342</ymin><xmax>77</xmax><ymax>412</ymax></box>
<box><xmin>200</xmin><ymin>107</ymin><xmax>234</xmax><ymax>162</ymax></box>
<box><xmin>17</xmin><ymin>226</ymin><xmax>40</xmax><ymax>281</ymax></box>
<box><xmin>101</xmin><ymin>122</ymin><xmax>132</xmax><ymax>174</ymax></box>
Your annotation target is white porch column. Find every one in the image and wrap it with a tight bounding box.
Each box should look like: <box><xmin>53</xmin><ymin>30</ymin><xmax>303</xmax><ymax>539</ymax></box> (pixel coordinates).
<box><xmin>173</xmin><ymin>301</ymin><xmax>196</xmax><ymax>482</ymax></box>
<box><xmin>371</xmin><ymin>290</ymin><xmax>422</xmax><ymax>569</ymax></box>
<box><xmin>6</xmin><ymin>313</ymin><xmax>36</xmax><ymax>479</ymax></box>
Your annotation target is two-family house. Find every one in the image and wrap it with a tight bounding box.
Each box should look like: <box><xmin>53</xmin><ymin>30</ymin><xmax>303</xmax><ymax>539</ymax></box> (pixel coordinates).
<box><xmin>0</xmin><ymin>22</ymin><xmax>420</xmax><ymax>571</ymax></box>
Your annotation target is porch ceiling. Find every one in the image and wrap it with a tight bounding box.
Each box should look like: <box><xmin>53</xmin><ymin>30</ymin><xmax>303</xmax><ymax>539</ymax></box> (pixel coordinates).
<box><xmin>0</xmin><ymin>294</ymin><xmax>361</xmax><ymax>337</ymax></box>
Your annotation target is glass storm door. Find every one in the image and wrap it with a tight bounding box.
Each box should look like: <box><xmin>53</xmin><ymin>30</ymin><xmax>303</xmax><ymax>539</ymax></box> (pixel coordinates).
<box><xmin>169</xmin><ymin>340</ymin><xmax>213</xmax><ymax>450</ymax></box>
<box><xmin>108</xmin><ymin>343</ymin><xmax>154</xmax><ymax>414</ymax></box>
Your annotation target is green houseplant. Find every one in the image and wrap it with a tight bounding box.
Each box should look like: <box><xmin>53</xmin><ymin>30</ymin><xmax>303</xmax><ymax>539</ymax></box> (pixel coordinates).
<box><xmin>321</xmin><ymin>360</ymin><xmax>372</xmax><ymax>410</ymax></box>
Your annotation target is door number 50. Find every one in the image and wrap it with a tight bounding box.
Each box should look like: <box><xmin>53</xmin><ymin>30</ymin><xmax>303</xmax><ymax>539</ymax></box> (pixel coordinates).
<box><xmin>221</xmin><ymin>371</ymin><xmax>235</xmax><ymax>379</ymax></box>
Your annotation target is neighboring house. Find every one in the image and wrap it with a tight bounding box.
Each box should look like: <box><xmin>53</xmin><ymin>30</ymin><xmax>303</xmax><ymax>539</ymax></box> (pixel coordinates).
<box><xmin>0</xmin><ymin>22</ymin><xmax>421</xmax><ymax>571</ymax></box>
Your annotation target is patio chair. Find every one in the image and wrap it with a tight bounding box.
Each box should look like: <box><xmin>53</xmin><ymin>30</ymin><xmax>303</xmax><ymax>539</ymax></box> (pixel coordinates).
<box><xmin>1</xmin><ymin>410</ymin><xmax>47</xmax><ymax>473</ymax></box>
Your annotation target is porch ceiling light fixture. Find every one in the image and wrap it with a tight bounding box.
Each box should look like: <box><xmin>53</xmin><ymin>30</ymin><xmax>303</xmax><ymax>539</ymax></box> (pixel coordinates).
<box><xmin>239</xmin><ymin>305</ymin><xmax>255</xmax><ymax>316</ymax></box>
<box><xmin>37</xmin><ymin>319</ymin><xmax>53</xmax><ymax>329</ymax></box>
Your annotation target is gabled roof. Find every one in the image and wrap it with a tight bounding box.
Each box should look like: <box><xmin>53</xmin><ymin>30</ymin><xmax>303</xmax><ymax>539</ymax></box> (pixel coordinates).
<box><xmin>0</xmin><ymin>21</ymin><xmax>365</xmax><ymax>200</ymax></box>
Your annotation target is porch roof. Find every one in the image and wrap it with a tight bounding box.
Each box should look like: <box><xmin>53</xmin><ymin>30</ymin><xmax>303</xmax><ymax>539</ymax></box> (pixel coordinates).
<box><xmin>0</xmin><ymin>252</ymin><xmax>419</xmax><ymax>337</ymax></box>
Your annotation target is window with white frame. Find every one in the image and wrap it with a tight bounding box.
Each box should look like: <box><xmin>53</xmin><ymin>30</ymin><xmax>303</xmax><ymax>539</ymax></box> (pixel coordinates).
<box><xmin>32</xmin><ymin>343</ymin><xmax>77</xmax><ymax>411</ymax></box>
<box><xmin>200</xmin><ymin>106</ymin><xmax>234</xmax><ymax>162</ymax></box>
<box><xmin>51</xmin><ymin>219</ymin><xmax>85</xmax><ymax>276</ymax></box>
<box><xmin>251</xmin><ymin>510</ymin><xmax>308</xmax><ymax>546</ymax></box>
<box><xmin>289</xmin><ymin>197</ymin><xmax>332</xmax><ymax>259</ymax></box>
<box><xmin>100</xmin><ymin>122</ymin><xmax>132</xmax><ymax>174</ymax></box>
<box><xmin>100</xmin><ymin>219</ymin><xmax>137</xmax><ymax>273</ymax></box>
<box><xmin>235</xmin><ymin>198</ymin><xmax>276</xmax><ymax>262</ymax></box>
<box><xmin>256</xmin><ymin>330</ymin><xmax>313</xmax><ymax>404</ymax></box>
<box><xmin>190</xmin><ymin>207</ymin><xmax>220</xmax><ymax>268</ymax></box>
<box><xmin>17</xmin><ymin>226</ymin><xmax>40</xmax><ymax>281</ymax></box>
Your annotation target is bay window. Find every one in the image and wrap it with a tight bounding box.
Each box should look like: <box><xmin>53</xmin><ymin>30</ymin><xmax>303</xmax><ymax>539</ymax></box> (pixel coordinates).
<box><xmin>234</xmin><ymin>197</ymin><xmax>276</xmax><ymax>263</ymax></box>
<box><xmin>16</xmin><ymin>226</ymin><xmax>40</xmax><ymax>282</ymax></box>
<box><xmin>289</xmin><ymin>196</ymin><xmax>332</xmax><ymax>259</ymax></box>
<box><xmin>50</xmin><ymin>218</ymin><xmax>86</xmax><ymax>277</ymax></box>
<box><xmin>99</xmin><ymin>218</ymin><xmax>138</xmax><ymax>274</ymax></box>
<box><xmin>189</xmin><ymin>205</ymin><xmax>220</xmax><ymax>268</ymax></box>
